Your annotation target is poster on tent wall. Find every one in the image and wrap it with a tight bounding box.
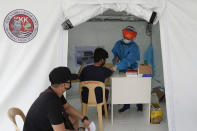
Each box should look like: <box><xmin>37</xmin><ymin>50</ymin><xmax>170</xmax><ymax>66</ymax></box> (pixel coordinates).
<box><xmin>3</xmin><ymin>9</ymin><xmax>39</xmax><ymax>43</ymax></box>
<box><xmin>0</xmin><ymin>1</ymin><xmax>72</xmax><ymax>130</ymax></box>
<box><xmin>75</xmin><ymin>45</ymin><xmax>104</xmax><ymax>66</ymax></box>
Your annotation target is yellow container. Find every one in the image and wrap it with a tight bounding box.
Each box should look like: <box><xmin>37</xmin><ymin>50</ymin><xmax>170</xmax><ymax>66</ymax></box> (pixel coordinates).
<box><xmin>150</xmin><ymin>103</ymin><xmax>163</xmax><ymax>124</ymax></box>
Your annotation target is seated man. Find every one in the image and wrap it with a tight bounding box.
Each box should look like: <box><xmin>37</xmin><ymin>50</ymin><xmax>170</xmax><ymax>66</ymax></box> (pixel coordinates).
<box><xmin>79</xmin><ymin>48</ymin><xmax>114</xmax><ymax>110</ymax></box>
<box><xmin>23</xmin><ymin>67</ymin><xmax>91</xmax><ymax>131</ymax></box>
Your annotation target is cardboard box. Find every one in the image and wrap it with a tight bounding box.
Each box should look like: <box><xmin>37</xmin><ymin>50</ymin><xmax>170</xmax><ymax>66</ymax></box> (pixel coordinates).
<box><xmin>138</xmin><ymin>64</ymin><xmax>152</xmax><ymax>74</ymax></box>
<box><xmin>150</xmin><ymin>103</ymin><xmax>163</xmax><ymax>124</ymax></box>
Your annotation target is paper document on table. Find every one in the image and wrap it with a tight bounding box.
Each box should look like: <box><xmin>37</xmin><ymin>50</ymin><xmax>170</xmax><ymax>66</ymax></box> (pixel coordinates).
<box><xmin>85</xmin><ymin>122</ymin><xmax>96</xmax><ymax>131</ymax></box>
<box><xmin>126</xmin><ymin>69</ymin><xmax>138</xmax><ymax>77</ymax></box>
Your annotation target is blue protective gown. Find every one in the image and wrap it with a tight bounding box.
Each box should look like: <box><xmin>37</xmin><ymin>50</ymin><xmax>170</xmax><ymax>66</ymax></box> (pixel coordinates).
<box><xmin>112</xmin><ymin>40</ymin><xmax>140</xmax><ymax>71</ymax></box>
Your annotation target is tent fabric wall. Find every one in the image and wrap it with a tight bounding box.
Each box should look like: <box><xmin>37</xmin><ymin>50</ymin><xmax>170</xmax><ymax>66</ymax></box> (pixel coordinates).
<box><xmin>4</xmin><ymin>0</ymin><xmax>197</xmax><ymax>131</ymax></box>
<box><xmin>0</xmin><ymin>0</ymin><xmax>69</xmax><ymax>130</ymax></box>
<box><xmin>1</xmin><ymin>1</ymin><xmax>196</xmax><ymax>131</ymax></box>
<box><xmin>151</xmin><ymin>23</ymin><xmax>165</xmax><ymax>89</ymax></box>
<box><xmin>159</xmin><ymin>0</ymin><xmax>197</xmax><ymax>131</ymax></box>
<box><xmin>0</xmin><ymin>1</ymin><xmax>164</xmax><ymax>130</ymax></box>
<box><xmin>1</xmin><ymin>0</ymin><xmax>185</xmax><ymax>131</ymax></box>
<box><xmin>65</xmin><ymin>0</ymin><xmax>165</xmax><ymax>26</ymax></box>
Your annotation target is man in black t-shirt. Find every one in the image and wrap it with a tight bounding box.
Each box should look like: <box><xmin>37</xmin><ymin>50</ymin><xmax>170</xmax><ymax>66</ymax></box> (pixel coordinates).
<box><xmin>79</xmin><ymin>48</ymin><xmax>113</xmax><ymax>105</ymax></box>
<box><xmin>23</xmin><ymin>67</ymin><xmax>91</xmax><ymax>131</ymax></box>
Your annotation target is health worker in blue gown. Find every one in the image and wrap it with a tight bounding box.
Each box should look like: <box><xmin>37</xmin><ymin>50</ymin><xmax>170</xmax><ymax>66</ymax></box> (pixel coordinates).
<box><xmin>112</xmin><ymin>26</ymin><xmax>143</xmax><ymax>112</ymax></box>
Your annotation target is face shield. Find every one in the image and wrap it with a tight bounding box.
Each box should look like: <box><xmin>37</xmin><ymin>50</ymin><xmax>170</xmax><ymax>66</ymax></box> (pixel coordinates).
<box><xmin>122</xmin><ymin>26</ymin><xmax>137</xmax><ymax>44</ymax></box>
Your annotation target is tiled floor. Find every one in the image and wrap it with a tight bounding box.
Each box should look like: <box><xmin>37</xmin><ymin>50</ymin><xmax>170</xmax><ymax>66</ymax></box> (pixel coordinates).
<box><xmin>66</xmin><ymin>83</ymin><xmax>169</xmax><ymax>131</ymax></box>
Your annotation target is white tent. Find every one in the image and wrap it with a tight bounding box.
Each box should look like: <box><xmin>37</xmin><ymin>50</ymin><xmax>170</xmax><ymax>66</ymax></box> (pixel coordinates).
<box><xmin>0</xmin><ymin>0</ymin><xmax>196</xmax><ymax>131</ymax></box>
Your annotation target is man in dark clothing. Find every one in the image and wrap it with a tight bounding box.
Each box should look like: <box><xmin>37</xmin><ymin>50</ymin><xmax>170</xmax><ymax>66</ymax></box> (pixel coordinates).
<box><xmin>79</xmin><ymin>48</ymin><xmax>113</xmax><ymax>108</ymax></box>
<box><xmin>23</xmin><ymin>67</ymin><xmax>91</xmax><ymax>131</ymax></box>
<box><xmin>79</xmin><ymin>63</ymin><xmax>112</xmax><ymax>83</ymax></box>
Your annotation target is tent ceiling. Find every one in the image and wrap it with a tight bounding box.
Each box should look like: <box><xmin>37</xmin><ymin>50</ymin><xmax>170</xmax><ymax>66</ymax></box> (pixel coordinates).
<box><xmin>88</xmin><ymin>9</ymin><xmax>145</xmax><ymax>22</ymax></box>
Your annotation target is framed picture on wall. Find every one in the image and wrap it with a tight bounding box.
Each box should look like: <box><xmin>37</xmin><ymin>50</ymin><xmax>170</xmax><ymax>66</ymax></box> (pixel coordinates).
<box><xmin>75</xmin><ymin>45</ymin><xmax>104</xmax><ymax>66</ymax></box>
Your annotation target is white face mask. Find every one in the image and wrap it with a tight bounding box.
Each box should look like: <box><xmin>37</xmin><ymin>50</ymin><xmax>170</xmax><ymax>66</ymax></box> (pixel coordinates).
<box><xmin>123</xmin><ymin>38</ymin><xmax>132</xmax><ymax>44</ymax></box>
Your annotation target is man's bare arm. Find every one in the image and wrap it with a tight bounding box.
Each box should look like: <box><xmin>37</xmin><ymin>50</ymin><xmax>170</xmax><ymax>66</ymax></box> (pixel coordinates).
<box><xmin>52</xmin><ymin>123</ymin><xmax>74</xmax><ymax>131</ymax></box>
<box><xmin>63</xmin><ymin>103</ymin><xmax>90</xmax><ymax>128</ymax></box>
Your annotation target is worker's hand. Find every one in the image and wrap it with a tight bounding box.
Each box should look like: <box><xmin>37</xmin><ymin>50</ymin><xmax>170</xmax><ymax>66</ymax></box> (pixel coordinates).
<box><xmin>111</xmin><ymin>65</ymin><xmax>118</xmax><ymax>72</ymax></box>
<box><xmin>83</xmin><ymin>119</ymin><xmax>90</xmax><ymax>129</ymax></box>
<box><xmin>113</xmin><ymin>56</ymin><xmax>119</xmax><ymax>64</ymax></box>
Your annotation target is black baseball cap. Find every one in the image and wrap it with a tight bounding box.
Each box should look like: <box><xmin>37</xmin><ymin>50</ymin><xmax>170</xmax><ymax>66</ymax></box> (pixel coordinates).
<box><xmin>49</xmin><ymin>67</ymin><xmax>78</xmax><ymax>85</ymax></box>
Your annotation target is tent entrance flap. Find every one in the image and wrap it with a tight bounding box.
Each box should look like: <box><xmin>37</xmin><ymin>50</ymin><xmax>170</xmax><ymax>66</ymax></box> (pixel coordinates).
<box><xmin>62</xmin><ymin>0</ymin><xmax>165</xmax><ymax>29</ymax></box>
